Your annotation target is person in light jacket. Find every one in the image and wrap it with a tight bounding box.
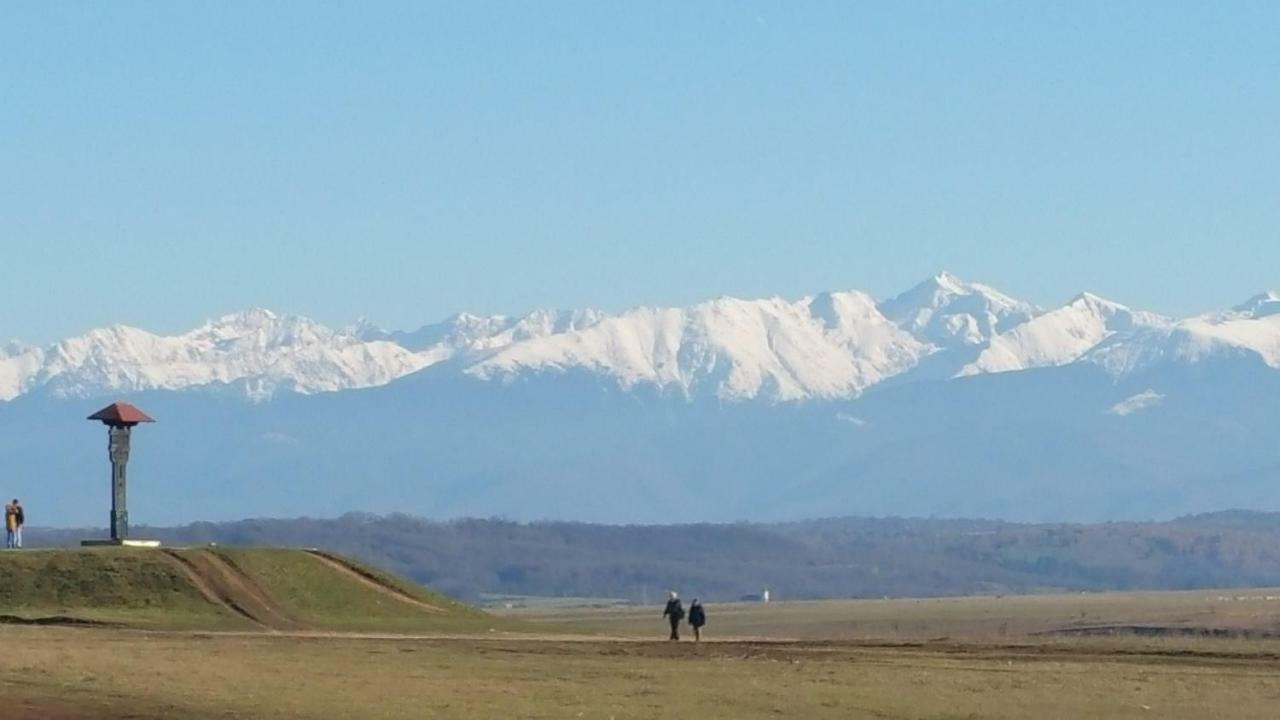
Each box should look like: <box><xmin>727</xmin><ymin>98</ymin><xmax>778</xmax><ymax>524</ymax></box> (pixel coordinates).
<box><xmin>4</xmin><ymin>499</ymin><xmax>22</xmax><ymax>549</ymax></box>
<box><xmin>662</xmin><ymin>591</ymin><xmax>684</xmax><ymax>640</ymax></box>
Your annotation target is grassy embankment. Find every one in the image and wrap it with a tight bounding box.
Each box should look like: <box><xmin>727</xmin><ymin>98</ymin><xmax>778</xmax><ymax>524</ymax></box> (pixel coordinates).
<box><xmin>0</xmin><ymin>548</ymin><xmax>231</xmax><ymax>629</ymax></box>
<box><xmin>0</xmin><ymin>546</ymin><xmax>494</xmax><ymax>633</ymax></box>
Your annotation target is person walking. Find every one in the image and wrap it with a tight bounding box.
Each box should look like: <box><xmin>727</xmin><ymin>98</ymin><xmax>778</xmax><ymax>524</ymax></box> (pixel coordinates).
<box><xmin>4</xmin><ymin>499</ymin><xmax>19</xmax><ymax>549</ymax></box>
<box><xmin>688</xmin><ymin>598</ymin><xmax>706</xmax><ymax>642</ymax></box>
<box><xmin>12</xmin><ymin>499</ymin><xmax>22</xmax><ymax>549</ymax></box>
<box><xmin>662</xmin><ymin>591</ymin><xmax>684</xmax><ymax>641</ymax></box>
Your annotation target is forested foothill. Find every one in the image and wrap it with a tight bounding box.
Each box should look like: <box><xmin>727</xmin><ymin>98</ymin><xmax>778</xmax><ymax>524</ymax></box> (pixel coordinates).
<box><xmin>26</xmin><ymin>511</ymin><xmax>1280</xmax><ymax>603</ymax></box>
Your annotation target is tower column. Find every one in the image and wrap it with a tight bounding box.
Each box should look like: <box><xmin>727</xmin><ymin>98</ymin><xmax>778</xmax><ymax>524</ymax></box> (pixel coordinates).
<box><xmin>85</xmin><ymin>401</ymin><xmax>154</xmax><ymax>547</ymax></box>
<box><xmin>108</xmin><ymin>425</ymin><xmax>131</xmax><ymax>540</ymax></box>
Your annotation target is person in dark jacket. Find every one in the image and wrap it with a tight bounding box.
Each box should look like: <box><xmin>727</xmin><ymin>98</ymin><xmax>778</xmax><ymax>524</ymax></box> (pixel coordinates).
<box><xmin>662</xmin><ymin>591</ymin><xmax>684</xmax><ymax>640</ymax></box>
<box><xmin>688</xmin><ymin>599</ymin><xmax>706</xmax><ymax>642</ymax></box>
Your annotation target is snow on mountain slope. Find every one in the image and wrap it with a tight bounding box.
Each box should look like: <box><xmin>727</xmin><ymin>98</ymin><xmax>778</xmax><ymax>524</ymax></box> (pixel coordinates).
<box><xmin>1108</xmin><ymin>389</ymin><xmax>1165</xmax><ymax>416</ymax></box>
<box><xmin>467</xmin><ymin>292</ymin><xmax>928</xmax><ymax>400</ymax></box>
<box><xmin>354</xmin><ymin>309</ymin><xmax>605</xmax><ymax>354</ymax></box>
<box><xmin>3</xmin><ymin>310</ymin><xmax>435</xmax><ymax>401</ymax></box>
<box><xmin>1088</xmin><ymin>293</ymin><xmax>1280</xmax><ymax>375</ymax></box>
<box><xmin>1175</xmin><ymin>316</ymin><xmax>1280</xmax><ymax>368</ymax></box>
<box><xmin>1232</xmin><ymin>291</ymin><xmax>1280</xmax><ymax>320</ymax></box>
<box><xmin>5</xmin><ymin>276</ymin><xmax>1280</xmax><ymax>404</ymax></box>
<box><xmin>959</xmin><ymin>293</ymin><xmax>1170</xmax><ymax>376</ymax></box>
<box><xmin>0</xmin><ymin>342</ymin><xmax>46</xmax><ymax>401</ymax></box>
<box><xmin>879</xmin><ymin>271</ymin><xmax>1040</xmax><ymax>349</ymax></box>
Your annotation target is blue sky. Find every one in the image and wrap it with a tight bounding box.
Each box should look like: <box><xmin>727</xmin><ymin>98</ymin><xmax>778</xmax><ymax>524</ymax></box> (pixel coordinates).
<box><xmin>2</xmin><ymin>2</ymin><xmax>1277</xmax><ymax>342</ymax></box>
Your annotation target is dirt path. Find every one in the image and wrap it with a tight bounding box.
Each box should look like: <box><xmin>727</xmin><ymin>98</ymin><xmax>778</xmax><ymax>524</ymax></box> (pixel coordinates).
<box><xmin>303</xmin><ymin>549</ymin><xmax>443</xmax><ymax>614</ymax></box>
<box><xmin>159</xmin><ymin>549</ymin><xmax>269</xmax><ymax>629</ymax></box>
<box><xmin>160</xmin><ymin>549</ymin><xmax>301</xmax><ymax>631</ymax></box>
<box><xmin>26</xmin><ymin>623</ymin><xmax>1280</xmax><ymax>671</ymax></box>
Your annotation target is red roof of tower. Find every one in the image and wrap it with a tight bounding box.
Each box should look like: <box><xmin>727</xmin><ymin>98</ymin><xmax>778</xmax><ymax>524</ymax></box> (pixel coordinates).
<box><xmin>87</xmin><ymin>402</ymin><xmax>156</xmax><ymax>426</ymax></box>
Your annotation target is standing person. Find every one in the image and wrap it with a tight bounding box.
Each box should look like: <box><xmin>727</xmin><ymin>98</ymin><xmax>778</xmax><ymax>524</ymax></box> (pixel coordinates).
<box><xmin>4</xmin><ymin>499</ymin><xmax>17</xmax><ymax>549</ymax></box>
<box><xmin>11</xmin><ymin>499</ymin><xmax>22</xmax><ymax>549</ymax></box>
<box><xmin>662</xmin><ymin>591</ymin><xmax>684</xmax><ymax>641</ymax></box>
<box><xmin>688</xmin><ymin>599</ymin><xmax>706</xmax><ymax>642</ymax></box>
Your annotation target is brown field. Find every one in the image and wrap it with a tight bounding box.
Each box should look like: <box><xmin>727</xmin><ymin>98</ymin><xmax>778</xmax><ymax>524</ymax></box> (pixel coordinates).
<box><xmin>8</xmin><ymin>587</ymin><xmax>1280</xmax><ymax>719</ymax></box>
<box><xmin>8</xmin><ymin>626</ymin><xmax>1280</xmax><ymax>719</ymax></box>
<box><xmin>501</xmin><ymin>586</ymin><xmax>1280</xmax><ymax>641</ymax></box>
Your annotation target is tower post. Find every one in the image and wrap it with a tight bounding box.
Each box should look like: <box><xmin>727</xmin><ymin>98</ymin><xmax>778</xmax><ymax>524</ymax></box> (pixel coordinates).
<box><xmin>85</xmin><ymin>402</ymin><xmax>156</xmax><ymax>547</ymax></box>
<box><xmin>108</xmin><ymin>425</ymin><xmax>132</xmax><ymax>540</ymax></box>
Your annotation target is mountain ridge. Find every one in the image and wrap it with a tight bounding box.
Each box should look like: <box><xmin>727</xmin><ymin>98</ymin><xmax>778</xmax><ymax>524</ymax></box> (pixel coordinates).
<box><xmin>3</xmin><ymin>274</ymin><xmax>1279</xmax><ymax>404</ymax></box>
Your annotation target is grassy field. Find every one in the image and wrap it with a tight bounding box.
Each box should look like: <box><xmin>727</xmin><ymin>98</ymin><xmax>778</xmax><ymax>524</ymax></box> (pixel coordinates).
<box><xmin>500</xmin><ymin>587</ymin><xmax>1280</xmax><ymax>641</ymax></box>
<box><xmin>8</xmin><ymin>626</ymin><xmax>1280</xmax><ymax>719</ymax></box>
<box><xmin>9</xmin><ymin>550</ymin><xmax>1280</xmax><ymax>718</ymax></box>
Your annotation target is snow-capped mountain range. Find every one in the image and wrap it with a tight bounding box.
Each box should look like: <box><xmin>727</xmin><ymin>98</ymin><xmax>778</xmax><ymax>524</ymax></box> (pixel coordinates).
<box><xmin>4</xmin><ymin>272</ymin><xmax>1279</xmax><ymax>403</ymax></box>
<box><xmin>6</xmin><ymin>272</ymin><xmax>1280</xmax><ymax>527</ymax></box>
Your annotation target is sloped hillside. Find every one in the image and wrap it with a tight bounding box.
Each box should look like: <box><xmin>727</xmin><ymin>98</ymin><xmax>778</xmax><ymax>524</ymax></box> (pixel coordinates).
<box><xmin>0</xmin><ymin>547</ymin><xmax>492</xmax><ymax>632</ymax></box>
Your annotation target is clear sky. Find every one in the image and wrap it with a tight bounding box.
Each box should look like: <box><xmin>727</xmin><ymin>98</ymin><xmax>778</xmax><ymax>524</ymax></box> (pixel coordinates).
<box><xmin>2</xmin><ymin>2</ymin><xmax>1278</xmax><ymax>343</ymax></box>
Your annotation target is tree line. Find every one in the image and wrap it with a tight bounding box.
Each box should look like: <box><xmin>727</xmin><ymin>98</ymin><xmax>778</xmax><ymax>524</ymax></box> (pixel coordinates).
<box><xmin>26</xmin><ymin>510</ymin><xmax>1280</xmax><ymax>603</ymax></box>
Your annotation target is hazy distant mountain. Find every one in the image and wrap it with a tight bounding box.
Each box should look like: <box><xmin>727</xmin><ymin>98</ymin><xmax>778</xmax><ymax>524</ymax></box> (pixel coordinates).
<box><xmin>0</xmin><ymin>309</ymin><xmax>431</xmax><ymax>402</ymax></box>
<box><xmin>5</xmin><ymin>273</ymin><xmax>1278</xmax><ymax>403</ymax></box>
<box><xmin>4</xmin><ymin>273</ymin><xmax>1280</xmax><ymax>527</ymax></box>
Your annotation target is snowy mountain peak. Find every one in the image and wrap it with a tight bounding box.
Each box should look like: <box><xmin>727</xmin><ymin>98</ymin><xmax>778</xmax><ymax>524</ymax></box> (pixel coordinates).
<box><xmin>0</xmin><ymin>309</ymin><xmax>434</xmax><ymax>402</ymax></box>
<box><xmin>808</xmin><ymin>290</ymin><xmax>874</xmax><ymax>331</ymax></box>
<box><xmin>879</xmin><ymin>272</ymin><xmax>1038</xmax><ymax>349</ymax></box>
<box><xmin>467</xmin><ymin>290</ymin><xmax>927</xmax><ymax>402</ymax></box>
<box><xmin>1069</xmin><ymin>291</ymin><xmax>1127</xmax><ymax>313</ymax></box>
<box><xmin>1232</xmin><ymin>291</ymin><xmax>1280</xmax><ymax>319</ymax></box>
<box><xmin>229</xmin><ymin>307</ymin><xmax>279</xmax><ymax>322</ymax></box>
<box><xmin>6</xmin><ymin>279</ymin><xmax>1280</xmax><ymax>405</ymax></box>
<box><xmin>960</xmin><ymin>291</ymin><xmax>1168</xmax><ymax>377</ymax></box>
<box><xmin>200</xmin><ymin>308</ymin><xmax>281</xmax><ymax>331</ymax></box>
<box><xmin>182</xmin><ymin>309</ymin><xmax>352</xmax><ymax>353</ymax></box>
<box><xmin>341</xmin><ymin>317</ymin><xmax>387</xmax><ymax>341</ymax></box>
<box><xmin>929</xmin><ymin>270</ymin><xmax>967</xmax><ymax>293</ymax></box>
<box><xmin>192</xmin><ymin>308</ymin><xmax>289</xmax><ymax>337</ymax></box>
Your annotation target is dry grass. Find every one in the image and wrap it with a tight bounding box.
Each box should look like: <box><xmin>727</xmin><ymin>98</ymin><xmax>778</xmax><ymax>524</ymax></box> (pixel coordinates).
<box><xmin>503</xmin><ymin>587</ymin><xmax>1280</xmax><ymax>642</ymax></box>
<box><xmin>7</xmin><ymin>627</ymin><xmax>1280</xmax><ymax>719</ymax></box>
<box><xmin>11</xmin><ymin>583</ymin><xmax>1280</xmax><ymax>718</ymax></box>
